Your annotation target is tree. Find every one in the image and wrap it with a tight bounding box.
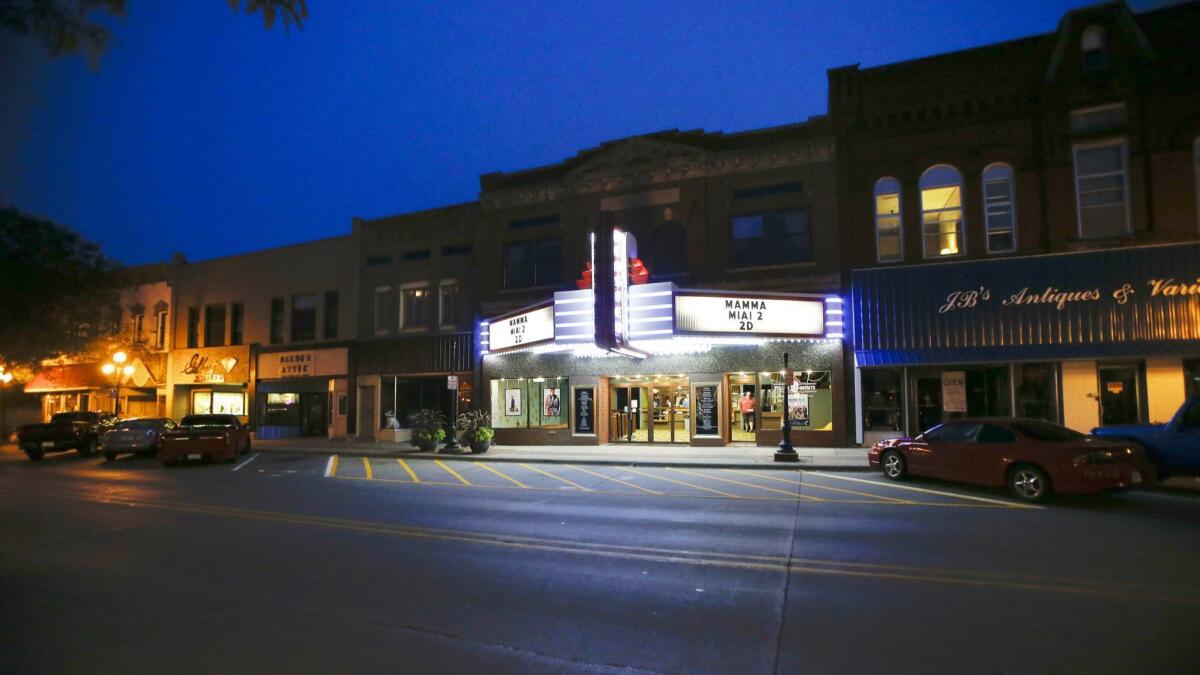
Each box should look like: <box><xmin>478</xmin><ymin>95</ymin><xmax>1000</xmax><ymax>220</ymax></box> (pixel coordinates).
<box><xmin>0</xmin><ymin>0</ymin><xmax>307</xmax><ymax>63</ymax></box>
<box><xmin>0</xmin><ymin>206</ymin><xmax>122</xmax><ymax>369</ymax></box>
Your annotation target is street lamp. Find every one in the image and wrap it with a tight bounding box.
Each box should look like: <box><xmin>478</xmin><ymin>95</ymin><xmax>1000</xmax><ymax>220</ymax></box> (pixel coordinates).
<box><xmin>774</xmin><ymin>352</ymin><xmax>799</xmax><ymax>463</ymax></box>
<box><xmin>101</xmin><ymin>353</ymin><xmax>134</xmax><ymax>417</ymax></box>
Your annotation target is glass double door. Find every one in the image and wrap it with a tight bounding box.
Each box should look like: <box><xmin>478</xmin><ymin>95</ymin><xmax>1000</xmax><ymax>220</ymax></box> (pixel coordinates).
<box><xmin>610</xmin><ymin>377</ymin><xmax>689</xmax><ymax>443</ymax></box>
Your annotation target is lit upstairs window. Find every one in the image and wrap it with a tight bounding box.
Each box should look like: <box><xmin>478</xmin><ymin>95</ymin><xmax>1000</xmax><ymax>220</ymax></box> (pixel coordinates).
<box><xmin>874</xmin><ymin>177</ymin><xmax>902</xmax><ymax>262</ymax></box>
<box><xmin>919</xmin><ymin>165</ymin><xmax>964</xmax><ymax>258</ymax></box>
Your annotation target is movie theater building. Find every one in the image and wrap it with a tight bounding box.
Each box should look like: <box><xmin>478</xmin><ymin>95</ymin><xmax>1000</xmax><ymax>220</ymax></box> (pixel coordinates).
<box><xmin>481</xmin><ymin>228</ymin><xmax>846</xmax><ymax>448</ymax></box>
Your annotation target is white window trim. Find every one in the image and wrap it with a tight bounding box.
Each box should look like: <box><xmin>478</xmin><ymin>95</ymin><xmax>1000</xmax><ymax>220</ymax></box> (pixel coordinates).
<box><xmin>438</xmin><ymin>278</ymin><xmax>459</xmax><ymax>329</ymax></box>
<box><xmin>1072</xmin><ymin>138</ymin><xmax>1132</xmax><ymax>240</ymax></box>
<box><xmin>373</xmin><ymin>285</ymin><xmax>392</xmax><ymax>336</ymax></box>
<box><xmin>982</xmin><ymin>163</ymin><xmax>1017</xmax><ymax>255</ymax></box>
<box><xmin>874</xmin><ymin>178</ymin><xmax>903</xmax><ymax>263</ymax></box>
<box><xmin>919</xmin><ymin>167</ymin><xmax>966</xmax><ymax>260</ymax></box>
<box><xmin>398</xmin><ymin>282</ymin><xmax>431</xmax><ymax>331</ymax></box>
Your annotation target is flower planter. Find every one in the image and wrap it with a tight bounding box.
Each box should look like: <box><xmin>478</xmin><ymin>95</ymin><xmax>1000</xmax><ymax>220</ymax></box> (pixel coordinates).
<box><xmin>469</xmin><ymin>439</ymin><xmax>491</xmax><ymax>454</ymax></box>
<box><xmin>413</xmin><ymin>436</ymin><xmax>438</xmax><ymax>452</ymax></box>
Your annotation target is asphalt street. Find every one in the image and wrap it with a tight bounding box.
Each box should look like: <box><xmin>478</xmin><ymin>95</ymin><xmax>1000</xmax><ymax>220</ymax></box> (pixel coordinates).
<box><xmin>1</xmin><ymin>447</ymin><xmax>1198</xmax><ymax>674</ymax></box>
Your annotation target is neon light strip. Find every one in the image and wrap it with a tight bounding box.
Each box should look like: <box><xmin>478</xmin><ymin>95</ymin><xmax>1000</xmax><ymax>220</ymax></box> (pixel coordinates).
<box><xmin>554</xmin><ymin>309</ymin><xmax>592</xmax><ymax>316</ymax></box>
<box><xmin>629</xmin><ymin>316</ymin><xmax>673</xmax><ymax>324</ymax></box>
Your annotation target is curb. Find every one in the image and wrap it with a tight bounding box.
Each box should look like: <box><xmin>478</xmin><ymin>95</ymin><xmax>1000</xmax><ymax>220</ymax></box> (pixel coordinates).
<box><xmin>253</xmin><ymin>446</ymin><xmax>873</xmax><ymax>471</ymax></box>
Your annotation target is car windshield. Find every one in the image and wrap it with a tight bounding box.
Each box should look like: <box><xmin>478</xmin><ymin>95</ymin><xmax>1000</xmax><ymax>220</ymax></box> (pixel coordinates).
<box><xmin>180</xmin><ymin>415</ymin><xmax>235</xmax><ymax>429</ymax></box>
<box><xmin>1010</xmin><ymin>419</ymin><xmax>1086</xmax><ymax>442</ymax></box>
<box><xmin>115</xmin><ymin>419</ymin><xmax>167</xmax><ymax>430</ymax></box>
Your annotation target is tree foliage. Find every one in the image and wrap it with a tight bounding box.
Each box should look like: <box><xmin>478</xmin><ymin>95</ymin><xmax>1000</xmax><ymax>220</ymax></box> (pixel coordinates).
<box><xmin>0</xmin><ymin>206</ymin><xmax>122</xmax><ymax>368</ymax></box>
<box><xmin>0</xmin><ymin>0</ymin><xmax>307</xmax><ymax>63</ymax></box>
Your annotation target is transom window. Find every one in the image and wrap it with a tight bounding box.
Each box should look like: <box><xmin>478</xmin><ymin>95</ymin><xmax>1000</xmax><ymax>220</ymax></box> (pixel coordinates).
<box><xmin>729</xmin><ymin>209</ymin><xmax>811</xmax><ymax>267</ymax></box>
<box><xmin>983</xmin><ymin>163</ymin><xmax>1017</xmax><ymax>253</ymax></box>
<box><xmin>874</xmin><ymin>178</ymin><xmax>902</xmax><ymax>262</ymax></box>
<box><xmin>1074</xmin><ymin>140</ymin><xmax>1130</xmax><ymax>239</ymax></box>
<box><xmin>919</xmin><ymin>165</ymin><xmax>964</xmax><ymax>258</ymax></box>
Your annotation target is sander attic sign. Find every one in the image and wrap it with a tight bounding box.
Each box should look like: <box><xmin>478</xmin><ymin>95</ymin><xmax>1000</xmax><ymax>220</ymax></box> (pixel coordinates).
<box><xmin>674</xmin><ymin>293</ymin><xmax>824</xmax><ymax>337</ymax></box>
<box><xmin>488</xmin><ymin>304</ymin><xmax>555</xmax><ymax>353</ymax></box>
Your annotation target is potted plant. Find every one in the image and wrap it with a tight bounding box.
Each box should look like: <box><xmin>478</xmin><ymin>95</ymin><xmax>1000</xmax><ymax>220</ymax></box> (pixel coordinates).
<box><xmin>408</xmin><ymin>409</ymin><xmax>446</xmax><ymax>452</ymax></box>
<box><xmin>457</xmin><ymin>410</ymin><xmax>494</xmax><ymax>454</ymax></box>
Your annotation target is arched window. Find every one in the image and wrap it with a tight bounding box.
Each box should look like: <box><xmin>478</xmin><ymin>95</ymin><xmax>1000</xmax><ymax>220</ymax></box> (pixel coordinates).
<box><xmin>874</xmin><ymin>178</ymin><xmax>902</xmax><ymax>262</ymax></box>
<box><xmin>920</xmin><ymin>165</ymin><xmax>964</xmax><ymax>258</ymax></box>
<box><xmin>983</xmin><ymin>163</ymin><xmax>1016</xmax><ymax>253</ymax></box>
<box><xmin>649</xmin><ymin>220</ymin><xmax>686</xmax><ymax>276</ymax></box>
<box><xmin>1081</xmin><ymin>26</ymin><xmax>1107</xmax><ymax>71</ymax></box>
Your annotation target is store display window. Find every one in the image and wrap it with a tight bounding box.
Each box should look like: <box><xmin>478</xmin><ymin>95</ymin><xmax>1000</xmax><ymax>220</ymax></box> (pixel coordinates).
<box><xmin>758</xmin><ymin>370</ymin><xmax>832</xmax><ymax>432</ymax></box>
<box><xmin>491</xmin><ymin>377</ymin><xmax>568</xmax><ymax>429</ymax></box>
<box><xmin>191</xmin><ymin>390</ymin><xmax>246</xmax><ymax>416</ymax></box>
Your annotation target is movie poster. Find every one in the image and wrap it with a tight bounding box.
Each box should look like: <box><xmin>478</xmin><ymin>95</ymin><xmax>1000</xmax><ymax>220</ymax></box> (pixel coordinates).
<box><xmin>542</xmin><ymin>387</ymin><xmax>561</xmax><ymax>417</ymax></box>
<box><xmin>504</xmin><ymin>388</ymin><xmax>522</xmax><ymax>416</ymax></box>
<box><xmin>788</xmin><ymin>390</ymin><xmax>810</xmax><ymax>427</ymax></box>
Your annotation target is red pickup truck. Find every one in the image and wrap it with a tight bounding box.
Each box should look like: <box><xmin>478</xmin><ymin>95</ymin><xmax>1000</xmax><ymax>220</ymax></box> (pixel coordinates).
<box><xmin>17</xmin><ymin>412</ymin><xmax>117</xmax><ymax>461</ymax></box>
<box><xmin>158</xmin><ymin>414</ymin><xmax>251</xmax><ymax>466</ymax></box>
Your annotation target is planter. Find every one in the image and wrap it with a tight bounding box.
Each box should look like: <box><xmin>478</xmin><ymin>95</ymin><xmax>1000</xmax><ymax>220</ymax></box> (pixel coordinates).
<box><xmin>469</xmin><ymin>438</ymin><xmax>491</xmax><ymax>454</ymax></box>
<box><xmin>413</xmin><ymin>436</ymin><xmax>439</xmax><ymax>452</ymax></box>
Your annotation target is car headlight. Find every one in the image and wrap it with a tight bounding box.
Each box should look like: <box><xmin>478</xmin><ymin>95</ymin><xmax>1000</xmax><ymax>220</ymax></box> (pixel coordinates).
<box><xmin>1074</xmin><ymin>450</ymin><xmax>1116</xmax><ymax>466</ymax></box>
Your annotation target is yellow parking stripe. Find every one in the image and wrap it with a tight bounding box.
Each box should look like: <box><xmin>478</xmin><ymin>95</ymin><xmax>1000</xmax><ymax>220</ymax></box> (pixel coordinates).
<box><xmin>669</xmin><ymin>467</ymin><xmax>825</xmax><ymax>500</ymax></box>
<box><xmin>564</xmin><ymin>464</ymin><xmax>664</xmax><ymax>495</ymax></box>
<box><xmin>475</xmin><ymin>462</ymin><xmax>529</xmax><ymax>488</ymax></box>
<box><xmin>435</xmin><ymin>460</ymin><xmax>472</xmax><ymax>486</ymax></box>
<box><xmin>519</xmin><ymin>463</ymin><xmax>592</xmax><ymax>491</ymax></box>
<box><xmin>397</xmin><ymin>458</ymin><xmax>420</xmax><ymax>483</ymax></box>
<box><xmin>805</xmin><ymin>471</ymin><xmax>1040</xmax><ymax>509</ymax></box>
<box><xmin>623</xmin><ymin>467</ymin><xmax>742</xmax><ymax>498</ymax></box>
<box><xmin>725</xmin><ymin>469</ymin><xmax>913</xmax><ymax>504</ymax></box>
<box><xmin>362</xmin><ymin>457</ymin><xmax>373</xmax><ymax>480</ymax></box>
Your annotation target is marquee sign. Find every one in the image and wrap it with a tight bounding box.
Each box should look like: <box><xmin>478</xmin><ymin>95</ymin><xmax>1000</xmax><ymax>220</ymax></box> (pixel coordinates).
<box><xmin>487</xmin><ymin>304</ymin><xmax>555</xmax><ymax>353</ymax></box>
<box><xmin>674</xmin><ymin>292</ymin><xmax>825</xmax><ymax>338</ymax></box>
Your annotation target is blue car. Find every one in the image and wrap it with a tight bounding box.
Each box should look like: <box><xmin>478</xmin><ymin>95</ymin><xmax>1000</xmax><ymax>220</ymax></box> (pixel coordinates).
<box><xmin>1091</xmin><ymin>398</ymin><xmax>1200</xmax><ymax>480</ymax></box>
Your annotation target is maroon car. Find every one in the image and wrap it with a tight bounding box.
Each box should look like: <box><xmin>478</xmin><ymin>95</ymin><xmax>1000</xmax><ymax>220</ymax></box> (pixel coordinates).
<box><xmin>158</xmin><ymin>414</ymin><xmax>250</xmax><ymax>466</ymax></box>
<box><xmin>868</xmin><ymin>418</ymin><xmax>1155</xmax><ymax>502</ymax></box>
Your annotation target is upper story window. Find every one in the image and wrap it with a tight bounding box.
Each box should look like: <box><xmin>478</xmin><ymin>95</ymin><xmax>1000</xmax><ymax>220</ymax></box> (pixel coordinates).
<box><xmin>919</xmin><ymin>165</ymin><xmax>965</xmax><ymax>258</ymax></box>
<box><xmin>1081</xmin><ymin>25</ymin><xmax>1107</xmax><ymax>72</ymax></box>
<box><xmin>982</xmin><ymin>163</ymin><xmax>1017</xmax><ymax>253</ymax></box>
<box><xmin>732</xmin><ymin>182</ymin><xmax>803</xmax><ymax>200</ymax></box>
<box><xmin>729</xmin><ymin>209</ymin><xmax>812</xmax><ymax>268</ymax></box>
<box><xmin>373</xmin><ymin>287</ymin><xmax>392</xmax><ymax>335</ymax></box>
<box><xmin>269</xmin><ymin>297</ymin><xmax>284</xmax><ymax>344</ymax></box>
<box><xmin>1070</xmin><ymin>103</ymin><xmax>1126</xmax><ymax>135</ymax></box>
<box><xmin>204</xmin><ymin>303</ymin><xmax>226</xmax><ymax>347</ymax></box>
<box><xmin>291</xmin><ymin>294</ymin><xmax>317</xmax><ymax>342</ymax></box>
<box><xmin>649</xmin><ymin>220</ymin><xmax>687</xmax><ymax>276</ymax></box>
<box><xmin>400</xmin><ymin>285</ymin><xmax>431</xmax><ymax>329</ymax></box>
<box><xmin>1074</xmin><ymin>140</ymin><xmax>1130</xmax><ymax>239</ymax></box>
<box><xmin>508</xmin><ymin>214</ymin><xmax>559</xmax><ymax>230</ymax></box>
<box><xmin>187</xmin><ymin>307</ymin><xmax>200</xmax><ymax>348</ymax></box>
<box><xmin>230</xmin><ymin>302</ymin><xmax>244</xmax><ymax>346</ymax></box>
<box><xmin>442</xmin><ymin>243</ymin><xmax>472</xmax><ymax>256</ymax></box>
<box><xmin>874</xmin><ymin>178</ymin><xmax>903</xmax><ymax>262</ymax></box>
<box><xmin>439</xmin><ymin>280</ymin><xmax>459</xmax><ymax>329</ymax></box>
<box><xmin>154</xmin><ymin>311</ymin><xmax>168</xmax><ymax>350</ymax></box>
<box><xmin>131</xmin><ymin>313</ymin><xmax>144</xmax><ymax>344</ymax></box>
<box><xmin>365</xmin><ymin>255</ymin><xmax>392</xmax><ymax>266</ymax></box>
<box><xmin>323</xmin><ymin>291</ymin><xmax>338</xmax><ymax>340</ymax></box>
<box><xmin>402</xmin><ymin>249</ymin><xmax>431</xmax><ymax>261</ymax></box>
<box><xmin>503</xmin><ymin>238</ymin><xmax>561</xmax><ymax>289</ymax></box>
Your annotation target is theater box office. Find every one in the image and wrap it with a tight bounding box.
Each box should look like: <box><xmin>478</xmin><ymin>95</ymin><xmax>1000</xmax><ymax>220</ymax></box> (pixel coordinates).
<box><xmin>850</xmin><ymin>242</ymin><xmax>1200</xmax><ymax>445</ymax></box>
<box><xmin>481</xmin><ymin>282</ymin><xmax>846</xmax><ymax>448</ymax></box>
<box><xmin>167</xmin><ymin>345</ymin><xmax>251</xmax><ymax>421</ymax></box>
<box><xmin>255</xmin><ymin>347</ymin><xmax>350</xmax><ymax>439</ymax></box>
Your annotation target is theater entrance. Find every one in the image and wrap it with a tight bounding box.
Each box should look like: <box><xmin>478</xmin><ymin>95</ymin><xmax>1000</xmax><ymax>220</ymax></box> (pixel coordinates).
<box><xmin>608</xmin><ymin>376</ymin><xmax>690</xmax><ymax>443</ymax></box>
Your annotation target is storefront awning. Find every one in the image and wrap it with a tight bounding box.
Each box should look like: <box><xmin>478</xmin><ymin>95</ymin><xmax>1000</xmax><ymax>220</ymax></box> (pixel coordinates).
<box><xmin>857</xmin><ymin>340</ymin><xmax>1200</xmax><ymax>367</ymax></box>
<box><xmin>24</xmin><ymin>363</ymin><xmax>107</xmax><ymax>393</ymax></box>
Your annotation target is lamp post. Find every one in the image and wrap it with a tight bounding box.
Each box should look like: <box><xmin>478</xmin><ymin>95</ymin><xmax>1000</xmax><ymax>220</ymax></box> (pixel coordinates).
<box><xmin>0</xmin><ymin>366</ymin><xmax>13</xmax><ymax>443</ymax></box>
<box><xmin>774</xmin><ymin>352</ymin><xmax>799</xmax><ymax>462</ymax></box>
<box><xmin>101</xmin><ymin>352</ymin><xmax>134</xmax><ymax>417</ymax></box>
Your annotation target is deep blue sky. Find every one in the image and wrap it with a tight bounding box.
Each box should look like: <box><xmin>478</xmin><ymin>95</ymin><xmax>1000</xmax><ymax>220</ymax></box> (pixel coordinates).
<box><xmin>0</xmin><ymin>0</ymin><xmax>1172</xmax><ymax>265</ymax></box>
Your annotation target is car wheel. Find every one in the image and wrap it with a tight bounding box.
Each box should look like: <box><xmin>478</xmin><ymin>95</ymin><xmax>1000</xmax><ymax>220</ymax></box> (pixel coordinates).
<box><xmin>78</xmin><ymin>439</ymin><xmax>97</xmax><ymax>458</ymax></box>
<box><xmin>881</xmin><ymin>450</ymin><xmax>907</xmax><ymax>481</ymax></box>
<box><xmin>225</xmin><ymin>448</ymin><xmax>238</xmax><ymax>464</ymax></box>
<box><xmin>104</xmin><ymin>451</ymin><xmax>117</xmax><ymax>462</ymax></box>
<box><xmin>1008</xmin><ymin>464</ymin><xmax>1050</xmax><ymax>502</ymax></box>
<box><xmin>25</xmin><ymin>449</ymin><xmax>44</xmax><ymax>462</ymax></box>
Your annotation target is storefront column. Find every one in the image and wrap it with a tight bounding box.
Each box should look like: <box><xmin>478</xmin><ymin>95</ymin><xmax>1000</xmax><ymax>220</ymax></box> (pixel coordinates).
<box><xmin>1146</xmin><ymin>357</ymin><xmax>1186</xmax><ymax>423</ymax></box>
<box><xmin>1061</xmin><ymin>360</ymin><xmax>1100</xmax><ymax>433</ymax></box>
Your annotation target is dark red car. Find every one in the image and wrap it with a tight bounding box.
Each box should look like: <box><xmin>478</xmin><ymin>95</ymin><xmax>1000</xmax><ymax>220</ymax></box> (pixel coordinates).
<box><xmin>158</xmin><ymin>414</ymin><xmax>251</xmax><ymax>466</ymax></box>
<box><xmin>868</xmin><ymin>418</ymin><xmax>1155</xmax><ymax>502</ymax></box>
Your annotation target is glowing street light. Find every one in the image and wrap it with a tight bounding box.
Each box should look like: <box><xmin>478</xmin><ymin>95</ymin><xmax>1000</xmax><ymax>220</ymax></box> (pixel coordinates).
<box><xmin>101</xmin><ymin>352</ymin><xmax>134</xmax><ymax>416</ymax></box>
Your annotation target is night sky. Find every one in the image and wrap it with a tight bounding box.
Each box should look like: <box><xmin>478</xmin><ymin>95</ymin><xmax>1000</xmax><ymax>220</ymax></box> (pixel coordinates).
<box><xmin>0</xmin><ymin>0</ymin><xmax>1173</xmax><ymax>265</ymax></box>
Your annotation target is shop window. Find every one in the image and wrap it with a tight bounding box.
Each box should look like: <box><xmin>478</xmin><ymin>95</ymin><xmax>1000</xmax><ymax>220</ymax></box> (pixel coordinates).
<box><xmin>323</xmin><ymin>291</ymin><xmax>338</xmax><ymax>339</ymax></box>
<box><xmin>439</xmin><ymin>281</ymin><xmax>459</xmax><ymax>328</ymax></box>
<box><xmin>1015</xmin><ymin>363</ymin><xmax>1060</xmax><ymax>422</ymax></box>
<box><xmin>379</xmin><ymin>376</ymin><xmax>449</xmax><ymax>429</ymax></box>
<box><xmin>503</xmin><ymin>238</ymin><xmax>561</xmax><ymax>289</ymax></box>
<box><xmin>230</xmin><ymin>302</ymin><xmax>244</xmax><ymax>346</ymax></box>
<box><xmin>373</xmin><ymin>286</ymin><xmax>392</xmax><ymax>335</ymax></box>
<box><xmin>919</xmin><ymin>165</ymin><xmax>964</xmax><ymax>258</ymax></box>
<box><xmin>270</xmin><ymin>297</ymin><xmax>285</xmax><ymax>344</ymax></box>
<box><xmin>155</xmin><ymin>311</ymin><xmax>168</xmax><ymax>349</ymax></box>
<box><xmin>874</xmin><ymin>178</ymin><xmax>902</xmax><ymax>262</ymax></box>
<box><xmin>292</xmin><ymin>294</ymin><xmax>317</xmax><ymax>342</ymax></box>
<box><xmin>263</xmin><ymin>393</ymin><xmax>301</xmax><ymax>426</ymax></box>
<box><xmin>758</xmin><ymin>370</ymin><xmax>831</xmax><ymax>432</ymax></box>
<box><xmin>131</xmin><ymin>313</ymin><xmax>144</xmax><ymax>344</ymax></box>
<box><xmin>187</xmin><ymin>307</ymin><xmax>200</xmax><ymax>348</ymax></box>
<box><xmin>490</xmin><ymin>377</ymin><xmax>568</xmax><ymax>429</ymax></box>
<box><xmin>862</xmin><ymin>369</ymin><xmax>903</xmax><ymax>431</ymax></box>
<box><xmin>204</xmin><ymin>303</ymin><xmax>226</xmax><ymax>347</ymax></box>
<box><xmin>1187</xmin><ymin>360</ymin><xmax>1200</xmax><ymax>400</ymax></box>
<box><xmin>983</xmin><ymin>163</ymin><xmax>1017</xmax><ymax>253</ymax></box>
<box><xmin>729</xmin><ymin>209</ymin><xmax>811</xmax><ymax>268</ymax></box>
<box><xmin>400</xmin><ymin>286</ymin><xmax>431</xmax><ymax>329</ymax></box>
<box><xmin>191</xmin><ymin>391</ymin><xmax>245</xmax><ymax>416</ymax></box>
<box><xmin>649</xmin><ymin>220</ymin><xmax>686</xmax><ymax>276</ymax></box>
<box><xmin>1074</xmin><ymin>140</ymin><xmax>1130</xmax><ymax>239</ymax></box>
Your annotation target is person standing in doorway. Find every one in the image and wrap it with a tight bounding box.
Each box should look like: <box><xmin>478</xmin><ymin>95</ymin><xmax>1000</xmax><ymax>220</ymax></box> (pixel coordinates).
<box><xmin>739</xmin><ymin>392</ymin><xmax>756</xmax><ymax>432</ymax></box>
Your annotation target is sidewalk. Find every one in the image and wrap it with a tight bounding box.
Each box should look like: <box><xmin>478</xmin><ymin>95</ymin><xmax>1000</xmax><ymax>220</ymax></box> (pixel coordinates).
<box><xmin>251</xmin><ymin>437</ymin><xmax>872</xmax><ymax>470</ymax></box>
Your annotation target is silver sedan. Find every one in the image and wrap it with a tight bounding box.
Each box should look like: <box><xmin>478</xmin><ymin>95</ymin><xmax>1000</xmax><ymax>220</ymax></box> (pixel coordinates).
<box><xmin>101</xmin><ymin>418</ymin><xmax>177</xmax><ymax>461</ymax></box>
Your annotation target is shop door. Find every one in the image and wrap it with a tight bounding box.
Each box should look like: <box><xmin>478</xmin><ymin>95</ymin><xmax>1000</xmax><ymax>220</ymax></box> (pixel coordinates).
<box><xmin>914</xmin><ymin>377</ymin><xmax>942</xmax><ymax>434</ymax></box>
<box><xmin>300</xmin><ymin>393</ymin><xmax>327</xmax><ymax>437</ymax></box>
<box><xmin>650</xmin><ymin>379</ymin><xmax>689</xmax><ymax>444</ymax></box>
<box><xmin>1098</xmin><ymin>365</ymin><xmax>1142</xmax><ymax>426</ymax></box>
<box><xmin>359</xmin><ymin>386</ymin><xmax>375</xmax><ymax>437</ymax></box>
<box><xmin>609</xmin><ymin>385</ymin><xmax>649</xmax><ymax>442</ymax></box>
